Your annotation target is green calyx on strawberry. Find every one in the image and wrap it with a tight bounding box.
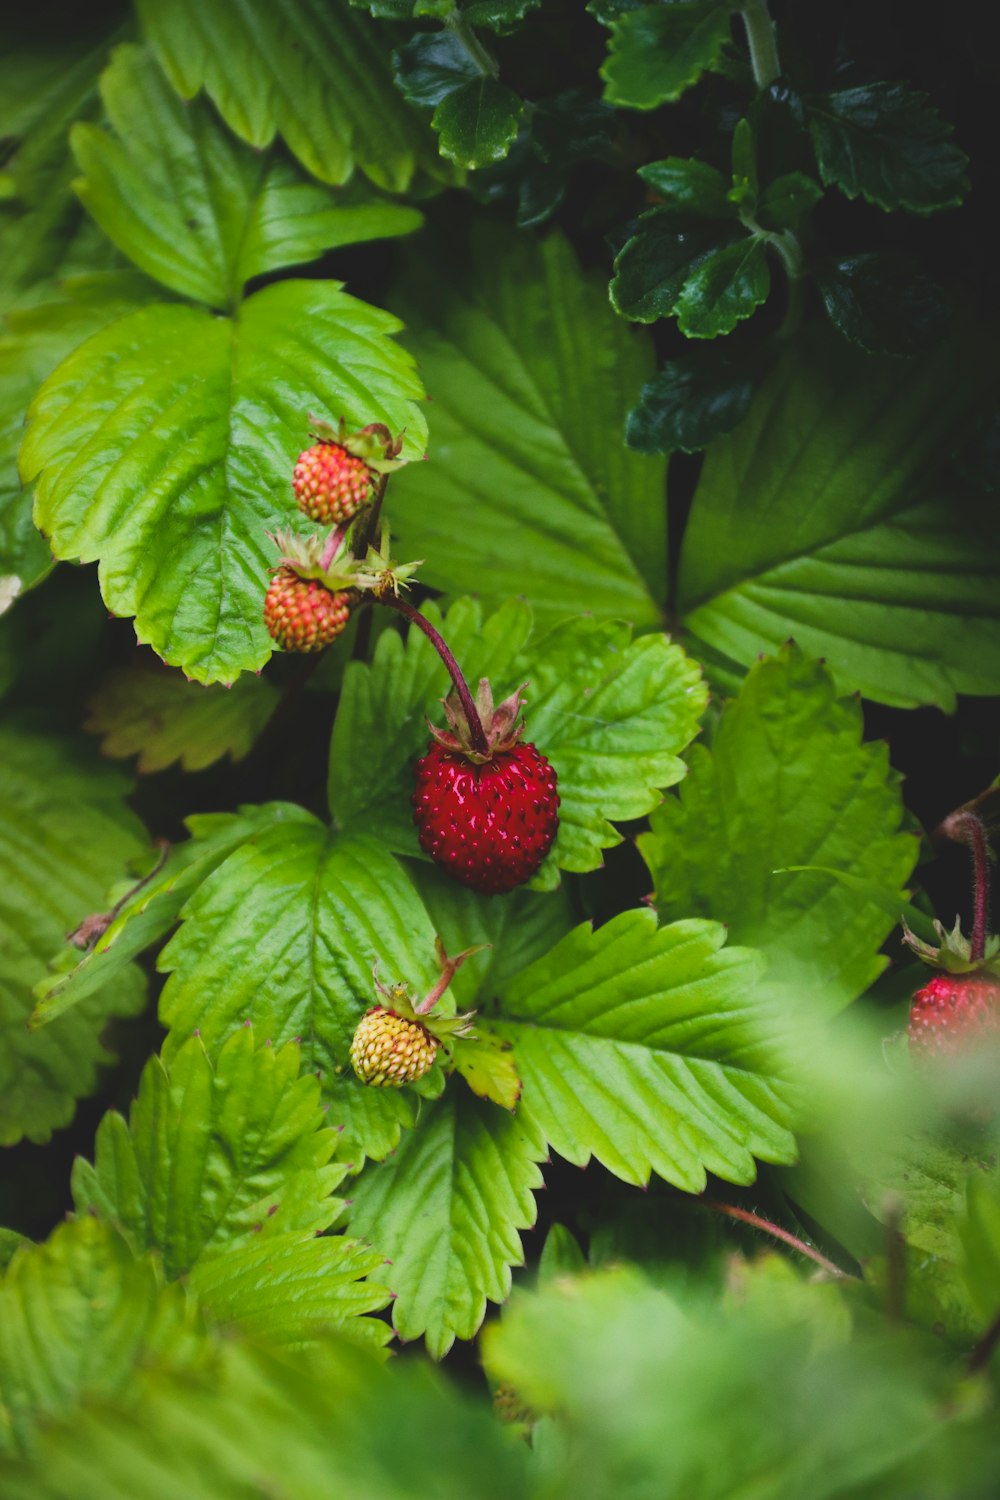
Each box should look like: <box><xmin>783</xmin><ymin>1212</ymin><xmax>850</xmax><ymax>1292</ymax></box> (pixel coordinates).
<box><xmin>349</xmin><ymin>939</ymin><xmax>486</xmax><ymax>1088</ymax></box>
<box><xmin>352</xmin><ymin>524</ymin><xmax>424</xmax><ymax>601</ymax></box>
<box><xmin>903</xmin><ymin>917</ymin><xmax>1000</xmax><ymax>1063</ymax></box>
<box><xmin>306</xmin><ymin>415</ymin><xmax>409</xmax><ymax>476</ymax></box>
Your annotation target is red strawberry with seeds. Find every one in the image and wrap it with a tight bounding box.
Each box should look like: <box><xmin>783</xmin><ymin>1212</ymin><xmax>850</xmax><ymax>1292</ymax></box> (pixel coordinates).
<box><xmin>907</xmin><ymin>971</ymin><xmax>1000</xmax><ymax>1061</ymax></box>
<box><xmin>413</xmin><ymin>680</ymin><xmax>559</xmax><ymax>894</ymax></box>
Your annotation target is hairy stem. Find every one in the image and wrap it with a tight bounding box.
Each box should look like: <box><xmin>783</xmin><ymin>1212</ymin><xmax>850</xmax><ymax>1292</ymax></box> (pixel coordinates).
<box><xmin>320</xmin><ymin>521</ymin><xmax>349</xmax><ymax>571</ymax></box>
<box><xmin>955</xmin><ymin>813</ymin><xmax>991</xmax><ymax>962</ymax></box>
<box><xmin>377</xmin><ymin>594</ymin><xmax>489</xmax><ymax>756</ymax></box>
<box><xmin>740</xmin><ymin>0</ymin><xmax>780</xmax><ymax>89</ymax></box>
<box><xmin>702</xmin><ymin>1199</ymin><xmax>849</xmax><ymax>1279</ymax></box>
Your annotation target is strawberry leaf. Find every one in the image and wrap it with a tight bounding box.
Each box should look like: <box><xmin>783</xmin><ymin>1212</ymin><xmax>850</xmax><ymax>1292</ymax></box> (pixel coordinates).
<box><xmin>71</xmin><ymin>45</ymin><xmax>423</xmax><ymax>310</ymax></box>
<box><xmin>134</xmin><ymin>0</ymin><xmax>445</xmax><ymax>193</ymax></box>
<box><xmin>1</xmin><ymin>271</ymin><xmax>156</xmax><ymax>607</ymax></box>
<box><xmin>638</xmin><ymin>646</ymin><xmax>918</xmax><ymax>1016</ymax></box>
<box><xmin>347</xmin><ymin>1088</ymin><xmax>546</xmax><ymax>1356</ymax></box>
<box><xmin>71</xmin><ymin>1029</ymin><xmax>391</xmax><ymax>1349</ymax></box>
<box><xmin>0</xmin><ymin>1218</ymin><xmax>199</xmax><ymax>1458</ymax></box>
<box><xmin>19</xmin><ymin>282</ymin><xmax>427</xmax><ymax>684</ymax></box>
<box><xmin>328</xmin><ymin>596</ymin><xmax>708</xmax><ymax>886</ymax></box>
<box><xmin>156</xmin><ymin>824</ymin><xmax>455</xmax><ymax>1164</ymax></box>
<box><xmin>678</xmin><ymin>330</ymin><xmax>1000</xmax><ymax>708</ymax></box>
<box><xmin>449</xmin><ymin>1030</ymin><xmax>522</xmax><ymax>1110</ymax></box>
<box><xmin>33</xmin><ymin>803</ymin><xmax>309</xmax><ymax>1028</ymax></box>
<box><xmin>0</xmin><ymin>724</ymin><xmax>148</xmax><ymax>1147</ymax></box>
<box><xmin>389</xmin><ymin>228</ymin><xmax>666</xmax><ymax>625</ymax></box>
<box><xmin>85</xmin><ymin>663</ymin><xmax>279</xmax><ymax>773</ymax></box>
<box><xmin>491</xmin><ymin>909</ymin><xmax>798</xmax><ymax>1190</ymax></box>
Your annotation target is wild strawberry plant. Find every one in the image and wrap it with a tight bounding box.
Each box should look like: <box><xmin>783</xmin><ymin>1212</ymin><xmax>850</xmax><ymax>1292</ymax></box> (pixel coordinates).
<box><xmin>2</xmin><ymin>0</ymin><xmax>1000</xmax><ymax>1493</ymax></box>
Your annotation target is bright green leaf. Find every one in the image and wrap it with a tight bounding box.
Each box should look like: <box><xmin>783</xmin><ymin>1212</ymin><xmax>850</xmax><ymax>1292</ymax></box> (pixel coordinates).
<box><xmin>348</xmin><ymin>1088</ymin><xmax>546</xmax><ymax>1355</ymax></box>
<box><xmin>135</xmin><ymin>0</ymin><xmax>443</xmax><ymax>192</ymax></box>
<box><xmin>156</xmin><ymin>824</ymin><xmax>450</xmax><ymax>1163</ymax></box>
<box><xmin>804</xmin><ymin>82</ymin><xmax>969</xmax><ymax>215</ymax></box>
<box><xmin>0</xmin><ymin>1217</ymin><xmax>198</xmax><ymax>1457</ymax></box>
<box><xmin>638</xmin><ymin>646</ymin><xmax>918</xmax><ymax>1016</ymax></box>
<box><xmin>72</xmin><ymin>1030</ymin><xmax>349</xmax><ymax>1274</ymax></box>
<box><xmin>464</xmin><ymin>0</ymin><xmax>541</xmax><ymax>31</ymax></box>
<box><xmin>19</xmin><ymin>282</ymin><xmax>427</xmax><ymax>684</ymax></box>
<box><xmin>85</xmin><ymin>663</ymin><xmax>279</xmax><ymax>773</ymax></box>
<box><xmin>493</xmin><ymin>910</ymin><xmax>798</xmax><ymax>1191</ymax></box>
<box><xmin>1</xmin><ymin>272</ymin><xmax>156</xmax><ymax>604</ymax></box>
<box><xmin>674</xmin><ymin>235</ymin><xmax>770</xmax><ymax>337</ymax></box>
<box><xmin>600</xmin><ymin>3</ymin><xmax>734</xmax><ymax>109</ymax></box>
<box><xmin>71</xmin><ymin>45</ymin><xmax>422</xmax><ymax>309</ymax></box>
<box><xmin>389</xmin><ymin>228</ymin><xmax>666</xmax><ymax>623</ymax></box>
<box><xmin>449</xmin><ymin>1029</ymin><xmax>522</xmax><ymax>1109</ymax></box>
<box><xmin>959</xmin><ymin>1173</ymin><xmax>1000</xmax><ymax>1326</ymax></box>
<box><xmin>433</xmin><ymin>77</ymin><xmax>523</xmax><ymax>168</ymax></box>
<box><xmin>677</xmin><ymin>330</ymin><xmax>1000</xmax><ymax>707</ymax></box>
<box><xmin>0</xmin><ymin>724</ymin><xmax>148</xmax><ymax>1146</ymax></box>
<box><xmin>33</xmin><ymin>803</ymin><xmax>307</xmax><ymax>1028</ymax></box>
<box><xmin>328</xmin><ymin>596</ymin><xmax>708</xmax><ymax>883</ymax></box>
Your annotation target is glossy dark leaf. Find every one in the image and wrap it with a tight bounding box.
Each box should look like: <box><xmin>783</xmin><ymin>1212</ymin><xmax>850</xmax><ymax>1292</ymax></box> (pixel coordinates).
<box><xmin>433</xmin><ymin>77</ymin><xmax>523</xmax><ymax>168</ymax></box>
<box><xmin>392</xmin><ymin>32</ymin><xmax>479</xmax><ymax>108</ymax></box>
<box><xmin>600</xmin><ymin>2</ymin><xmax>734</xmax><ymax>109</ymax></box>
<box><xmin>627</xmin><ymin>353</ymin><xmax>758</xmax><ymax>453</ymax></box>
<box><xmin>804</xmin><ymin>82</ymin><xmax>969</xmax><ymax>214</ymax></box>
<box><xmin>816</xmin><ymin>252</ymin><xmax>950</xmax><ymax>357</ymax></box>
<box><xmin>756</xmin><ymin>171</ymin><xmax>822</xmax><ymax>230</ymax></box>
<box><xmin>674</xmin><ymin>235</ymin><xmax>770</xmax><ymax>338</ymax></box>
<box><xmin>610</xmin><ymin>210</ymin><xmax>741</xmax><ymax>322</ymax></box>
<box><xmin>638</xmin><ymin>157</ymin><xmax>735</xmax><ymax>218</ymax></box>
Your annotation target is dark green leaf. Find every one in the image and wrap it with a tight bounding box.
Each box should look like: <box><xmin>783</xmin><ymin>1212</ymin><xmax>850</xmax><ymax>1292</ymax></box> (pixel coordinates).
<box><xmin>19</xmin><ymin>283</ymin><xmax>426</xmax><ymax>684</ymax></box>
<box><xmin>0</xmin><ymin>725</ymin><xmax>147</xmax><ymax>1147</ymax></box>
<box><xmin>390</xmin><ymin>228</ymin><xmax>666</xmax><ymax>622</ymax></box>
<box><xmin>610</xmin><ymin>210</ymin><xmax>741</xmax><ymax>322</ymax></box>
<box><xmin>600</xmin><ymin>2</ymin><xmax>734</xmax><ymax>109</ymax></box>
<box><xmin>638</xmin><ymin>645</ymin><xmax>918</xmax><ymax>1016</ymax></box>
<box><xmin>531</xmin><ymin>89</ymin><xmax>616</xmax><ymax>163</ymax></box>
<box><xmin>134</xmin><ymin>0</ymin><xmax>444</xmax><ymax>192</ymax></box>
<box><xmin>816</xmin><ymin>252</ymin><xmax>950</xmax><ymax>356</ymax></box>
<box><xmin>638</xmin><ymin>157</ymin><xmax>735</xmax><ymax>217</ymax></box>
<box><xmin>729</xmin><ymin>117</ymin><xmax>757</xmax><ymax>204</ymax></box>
<box><xmin>626</xmin><ymin>352</ymin><xmax>757</xmax><ymax>453</ymax></box>
<box><xmin>392</xmin><ymin>32</ymin><xmax>479</xmax><ymax>107</ymax></box>
<box><xmin>85</xmin><ymin>664</ymin><xmax>278</xmax><ymax>773</ymax></box>
<box><xmin>677</xmin><ymin>330</ymin><xmax>1000</xmax><ymax>707</ymax></box>
<box><xmin>755</xmin><ymin>170</ymin><xmax>822</xmax><ymax>230</ymax></box>
<box><xmin>432</xmin><ymin>77</ymin><xmax>523</xmax><ymax>168</ymax></box>
<box><xmin>674</xmin><ymin>235</ymin><xmax>770</xmax><ymax>337</ymax></box>
<box><xmin>464</xmin><ymin>0</ymin><xmax>541</xmax><ymax>31</ymax></box>
<box><xmin>804</xmin><ymin>82</ymin><xmax>969</xmax><ymax>214</ymax></box>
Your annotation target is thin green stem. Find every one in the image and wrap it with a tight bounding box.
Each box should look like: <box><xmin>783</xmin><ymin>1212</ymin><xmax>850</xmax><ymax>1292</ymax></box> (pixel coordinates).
<box><xmin>740</xmin><ymin>0</ymin><xmax>780</xmax><ymax>90</ymax></box>
<box><xmin>377</xmin><ymin>594</ymin><xmax>489</xmax><ymax>757</ymax></box>
<box><xmin>445</xmin><ymin>8</ymin><xmax>498</xmax><ymax>77</ymax></box>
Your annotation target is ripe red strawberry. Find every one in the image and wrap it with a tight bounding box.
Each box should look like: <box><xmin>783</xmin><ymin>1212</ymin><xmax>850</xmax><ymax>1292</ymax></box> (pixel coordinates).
<box><xmin>264</xmin><ymin>565</ymin><xmax>351</xmax><ymax>652</ymax></box>
<box><xmin>413</xmin><ymin>681</ymin><xmax>559</xmax><ymax>894</ymax></box>
<box><xmin>350</xmin><ymin>1005</ymin><xmax>439</xmax><ymax>1086</ymax></box>
<box><xmin>293</xmin><ymin>442</ymin><xmax>373</xmax><ymax>525</ymax></box>
<box><xmin>908</xmin><ymin>972</ymin><xmax>1000</xmax><ymax>1060</ymax></box>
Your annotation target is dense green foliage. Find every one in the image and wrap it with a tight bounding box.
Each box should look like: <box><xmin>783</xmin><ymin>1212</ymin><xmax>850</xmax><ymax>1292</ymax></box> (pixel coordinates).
<box><xmin>2</xmin><ymin>0</ymin><xmax>1000</xmax><ymax>1493</ymax></box>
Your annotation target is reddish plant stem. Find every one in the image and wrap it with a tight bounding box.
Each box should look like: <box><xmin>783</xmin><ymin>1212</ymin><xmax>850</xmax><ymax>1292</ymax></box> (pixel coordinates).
<box><xmin>377</xmin><ymin>594</ymin><xmax>489</xmax><ymax>756</ymax></box>
<box><xmin>701</xmin><ymin>1199</ymin><xmax>849</xmax><ymax>1279</ymax></box>
<box><xmin>953</xmin><ymin>813</ymin><xmax>991</xmax><ymax>962</ymax></box>
<box><xmin>414</xmin><ymin>943</ymin><xmax>487</xmax><ymax>1015</ymax></box>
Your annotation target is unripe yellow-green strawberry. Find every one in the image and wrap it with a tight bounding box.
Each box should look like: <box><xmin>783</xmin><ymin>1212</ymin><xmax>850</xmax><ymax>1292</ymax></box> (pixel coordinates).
<box><xmin>350</xmin><ymin>1005</ymin><xmax>439</xmax><ymax>1087</ymax></box>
